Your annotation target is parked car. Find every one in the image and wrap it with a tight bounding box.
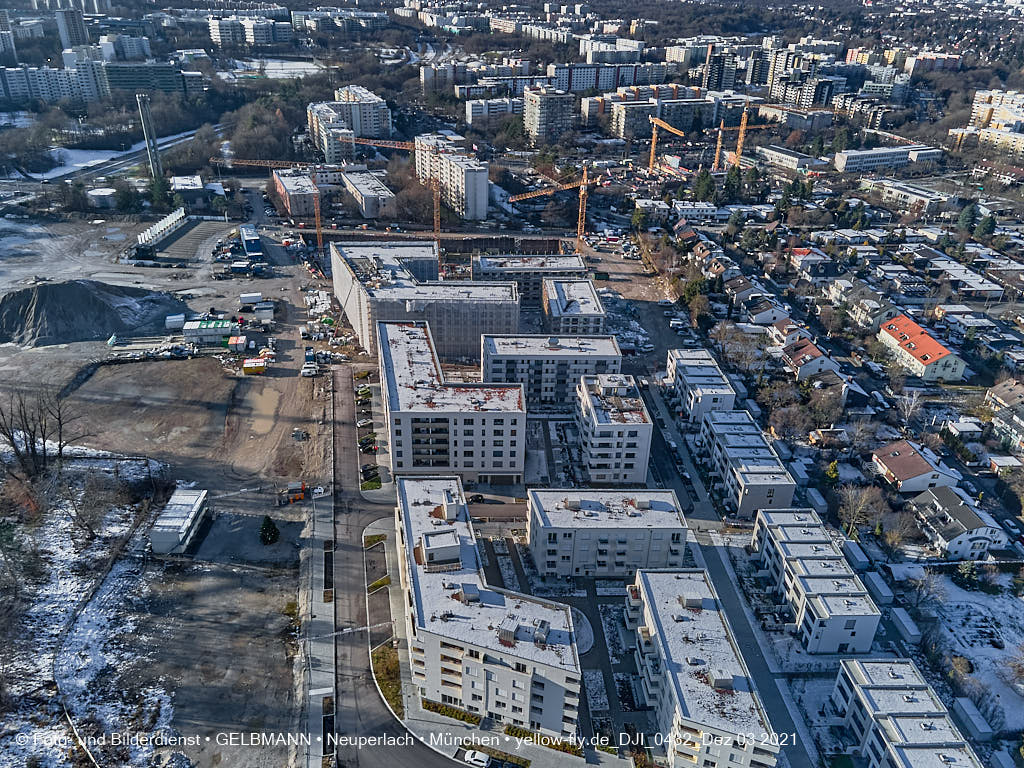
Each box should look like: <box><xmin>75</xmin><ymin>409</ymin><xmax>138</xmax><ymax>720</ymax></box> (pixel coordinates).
<box><xmin>464</xmin><ymin>751</ymin><xmax>491</xmax><ymax>768</ymax></box>
<box><xmin>356</xmin><ymin>418</ymin><xmax>373</xmax><ymax>428</ymax></box>
<box><xmin>361</xmin><ymin>463</ymin><xmax>377</xmax><ymax>474</ymax></box>
<box><xmin>301</xmin><ymin>364</ymin><xmax>318</xmax><ymax>377</ymax></box>
<box><xmin>467</xmin><ymin>494</ymin><xmax>485</xmax><ymax>504</ymax></box>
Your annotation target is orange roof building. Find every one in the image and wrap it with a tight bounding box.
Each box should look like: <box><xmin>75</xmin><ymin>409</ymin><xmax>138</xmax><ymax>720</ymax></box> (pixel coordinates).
<box><xmin>877</xmin><ymin>314</ymin><xmax>966</xmax><ymax>382</ymax></box>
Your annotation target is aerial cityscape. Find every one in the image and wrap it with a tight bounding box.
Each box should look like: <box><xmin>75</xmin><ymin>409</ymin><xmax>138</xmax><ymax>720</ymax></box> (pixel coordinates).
<box><xmin>2</xmin><ymin>0</ymin><xmax>1024</xmax><ymax>767</ymax></box>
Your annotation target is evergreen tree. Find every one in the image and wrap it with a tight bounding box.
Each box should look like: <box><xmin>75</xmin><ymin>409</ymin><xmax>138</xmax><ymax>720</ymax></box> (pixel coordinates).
<box><xmin>957</xmin><ymin>202</ymin><xmax>978</xmax><ymax>232</ymax></box>
<box><xmin>723</xmin><ymin>165</ymin><xmax>741</xmax><ymax>201</ymax></box>
<box><xmin>692</xmin><ymin>169</ymin><xmax>716</xmax><ymax>202</ymax></box>
<box><xmin>974</xmin><ymin>215</ymin><xmax>996</xmax><ymax>239</ymax></box>
<box><xmin>260</xmin><ymin>515</ymin><xmax>280</xmax><ymax>545</ymax></box>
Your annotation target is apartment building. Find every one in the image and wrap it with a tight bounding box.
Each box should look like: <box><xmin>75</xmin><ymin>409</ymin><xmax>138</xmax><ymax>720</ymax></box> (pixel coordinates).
<box><xmin>910</xmin><ymin>487</ymin><xmax>1008</xmax><ymax>560</ymax></box>
<box><xmin>414</xmin><ymin>133</ymin><xmax>489</xmax><ymax>220</ymax></box>
<box><xmin>575</xmin><ymin>374</ymin><xmax>653</xmax><ymax>484</ymax></box>
<box><xmin>751</xmin><ymin>509</ymin><xmax>880</xmax><ymax>654</ymax></box>
<box><xmin>331</xmin><ymin>241</ymin><xmax>519</xmax><ymax>359</ymax></box>
<box><xmin>271</xmin><ymin>169</ymin><xmax>318</xmax><ymax>217</ymax></box>
<box><xmin>340</xmin><ymin>171</ymin><xmax>394</xmax><ymax>218</ymax></box>
<box><xmin>465</xmin><ymin>97</ymin><xmax>523</xmax><ymax>126</ymax></box>
<box><xmin>527</xmin><ymin>490</ymin><xmax>687</xmax><ymax>578</ymax></box>
<box><xmin>395</xmin><ymin>476</ymin><xmax>581</xmax><ymax>738</ymax></box>
<box><xmin>308</xmin><ymin>86</ymin><xmax>392</xmax><ymax>162</ymax></box>
<box><xmin>542</xmin><ymin>279</ymin><xmax>606</xmax><ymax>334</ymax></box>
<box><xmin>830</xmin><ymin>659</ymin><xmax>983</xmax><ymax>768</ymax></box>
<box><xmin>55</xmin><ymin>8</ymin><xmax>88</xmax><ymax>48</ymax></box>
<box><xmin>697</xmin><ymin>410</ymin><xmax>796</xmax><ymax>517</ymax></box>
<box><xmin>545</xmin><ymin>62</ymin><xmax>668</xmax><ymax>93</ymax></box>
<box><xmin>665</xmin><ymin>348</ymin><xmax>737</xmax><ymax>424</ymax></box>
<box><xmin>624</xmin><ymin>570</ymin><xmax>780</xmax><ymax>768</ymax></box>
<box><xmin>481</xmin><ymin>334</ymin><xmax>621</xmax><ymax>407</ymax></box>
<box><xmin>876</xmin><ymin>315</ymin><xmax>966</xmax><ymax>382</ymax></box>
<box><xmin>472</xmin><ymin>254</ymin><xmax>587</xmax><ymax>305</ymax></box>
<box><xmin>834</xmin><ymin>145</ymin><xmax>942</xmax><ymax>173</ymax></box>
<box><xmin>208</xmin><ymin>16</ymin><xmax>246</xmax><ymax>45</ymax></box>
<box><xmin>379</xmin><ymin>322</ymin><xmax>525</xmax><ymax>483</ymax></box>
<box><xmin>523</xmin><ymin>86</ymin><xmax>574</xmax><ymax>144</ymax></box>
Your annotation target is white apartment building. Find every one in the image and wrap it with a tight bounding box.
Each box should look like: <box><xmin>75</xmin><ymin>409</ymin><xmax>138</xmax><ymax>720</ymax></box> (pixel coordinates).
<box><xmin>308</xmin><ymin>87</ymin><xmax>392</xmax><ymax>162</ymax></box>
<box><xmin>466</xmin><ymin>97</ymin><xmax>523</xmax><ymax>126</ymax></box>
<box><xmin>624</xmin><ymin>570</ymin><xmax>780</xmax><ymax>768</ymax></box>
<box><xmin>414</xmin><ymin>133</ymin><xmax>489</xmax><ymax>220</ymax></box>
<box><xmin>239</xmin><ymin>17</ymin><xmax>292</xmax><ymax>44</ymax></box>
<box><xmin>527</xmin><ymin>489</ymin><xmax>687</xmax><ymax>578</ymax></box>
<box><xmin>697</xmin><ymin>410</ymin><xmax>796</xmax><ymax>517</ymax></box>
<box><xmin>665</xmin><ymin>348</ymin><xmax>737</xmax><ymax>424</ymax></box>
<box><xmin>481</xmin><ymin>334</ymin><xmax>621</xmax><ymax>407</ymax></box>
<box><xmin>834</xmin><ymin>144</ymin><xmax>942</xmax><ymax>173</ymax></box>
<box><xmin>379</xmin><ymin>322</ymin><xmax>525</xmax><ymax>483</ymax></box>
<box><xmin>830</xmin><ymin>659</ymin><xmax>983</xmax><ymax>768</ymax></box>
<box><xmin>751</xmin><ymin>509</ymin><xmax>880</xmax><ymax>654</ymax></box>
<box><xmin>208</xmin><ymin>17</ymin><xmax>245</xmax><ymax>46</ymax></box>
<box><xmin>472</xmin><ymin>254</ymin><xmax>588</xmax><ymax>305</ymax></box>
<box><xmin>395</xmin><ymin>476</ymin><xmax>581</xmax><ymax>738</ymax></box>
<box><xmin>542</xmin><ymin>279</ymin><xmax>606</xmax><ymax>334</ymax></box>
<box><xmin>340</xmin><ymin>171</ymin><xmax>394</xmax><ymax>218</ymax></box>
<box><xmin>523</xmin><ymin>86</ymin><xmax>574</xmax><ymax>144</ymax></box>
<box><xmin>575</xmin><ymin>374</ymin><xmax>653</xmax><ymax>484</ymax></box>
<box><xmin>331</xmin><ymin>241</ymin><xmax>519</xmax><ymax>360</ymax></box>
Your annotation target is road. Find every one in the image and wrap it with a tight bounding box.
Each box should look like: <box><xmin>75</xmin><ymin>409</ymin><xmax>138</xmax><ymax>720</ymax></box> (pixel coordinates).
<box><xmin>330</xmin><ymin>368</ymin><xmax>455</xmax><ymax>768</ymax></box>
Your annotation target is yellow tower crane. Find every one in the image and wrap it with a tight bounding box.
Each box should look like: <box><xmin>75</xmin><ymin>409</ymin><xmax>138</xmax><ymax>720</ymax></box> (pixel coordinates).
<box><xmin>508</xmin><ymin>165</ymin><xmax>598</xmax><ymax>249</ymax></box>
<box><xmin>647</xmin><ymin>116</ymin><xmax>688</xmax><ymax>172</ymax></box>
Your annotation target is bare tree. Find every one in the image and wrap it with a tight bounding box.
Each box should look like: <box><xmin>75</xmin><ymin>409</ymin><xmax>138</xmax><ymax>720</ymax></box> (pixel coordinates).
<box><xmin>848</xmin><ymin>419</ymin><xmax>877</xmax><ymax>455</ymax></box>
<box><xmin>895</xmin><ymin>391</ymin><xmax>923</xmax><ymax>426</ymax></box>
<box><xmin>0</xmin><ymin>387</ymin><xmax>86</xmax><ymax>480</ymax></box>
<box><xmin>882</xmin><ymin>512</ymin><xmax>915</xmax><ymax>551</ymax></box>
<box><xmin>1004</xmin><ymin>643</ymin><xmax>1024</xmax><ymax>686</ymax></box>
<box><xmin>906</xmin><ymin>569</ymin><xmax>946</xmax><ymax>612</ymax></box>
<box><xmin>838</xmin><ymin>484</ymin><xmax>888</xmax><ymax>537</ymax></box>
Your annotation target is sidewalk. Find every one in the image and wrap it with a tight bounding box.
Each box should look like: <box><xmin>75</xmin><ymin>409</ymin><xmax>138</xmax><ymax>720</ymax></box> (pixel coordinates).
<box><xmin>357</xmin><ymin>380</ymin><xmax>397</xmax><ymax>504</ymax></box>
<box><xmin>305</xmin><ymin>493</ymin><xmax>336</xmax><ymax>768</ymax></box>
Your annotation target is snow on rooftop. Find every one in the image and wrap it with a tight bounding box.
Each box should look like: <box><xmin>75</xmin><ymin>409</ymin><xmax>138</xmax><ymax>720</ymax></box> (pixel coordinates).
<box><xmin>637</xmin><ymin>570</ymin><xmax>770</xmax><ymax>735</ymax></box>
<box><xmin>544</xmin><ymin>279</ymin><xmax>605</xmax><ymax>317</ymax></box>
<box><xmin>150</xmin><ymin>488</ymin><xmax>206</xmax><ymax>537</ymax></box>
<box><xmin>579</xmin><ymin>373</ymin><xmax>650</xmax><ymax>424</ymax></box>
<box><xmin>529</xmin><ymin>489</ymin><xmax>686</xmax><ymax>530</ymax></box>
<box><xmin>379</xmin><ymin>322</ymin><xmax>523</xmax><ymax>412</ymax></box>
<box><xmin>397</xmin><ymin>477</ymin><xmax>579</xmax><ymax>671</ymax></box>
<box><xmin>476</xmin><ymin>254</ymin><xmax>588</xmax><ymax>272</ymax></box>
<box><xmin>483</xmin><ymin>334</ymin><xmax>621</xmax><ymax>358</ymax></box>
<box><xmin>335</xmin><ymin>241</ymin><xmax>517</xmax><ymax>302</ymax></box>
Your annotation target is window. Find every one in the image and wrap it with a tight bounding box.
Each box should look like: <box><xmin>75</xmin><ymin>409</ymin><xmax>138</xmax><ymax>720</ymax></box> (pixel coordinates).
<box><xmin>514</xmin><ymin>662</ymin><xmax>527</xmax><ymax>673</ymax></box>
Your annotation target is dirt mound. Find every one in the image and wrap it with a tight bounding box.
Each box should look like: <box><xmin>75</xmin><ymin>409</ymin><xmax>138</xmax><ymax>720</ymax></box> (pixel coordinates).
<box><xmin>0</xmin><ymin>280</ymin><xmax>189</xmax><ymax>346</ymax></box>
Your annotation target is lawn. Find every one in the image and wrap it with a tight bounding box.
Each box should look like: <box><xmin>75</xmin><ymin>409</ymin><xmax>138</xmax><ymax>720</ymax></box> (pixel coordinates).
<box><xmin>363</xmin><ymin>533</ymin><xmax>387</xmax><ymax>548</ymax></box>
<box><xmin>367</xmin><ymin>575</ymin><xmax>391</xmax><ymax>592</ymax></box>
<box><xmin>371</xmin><ymin>645</ymin><xmax>404</xmax><ymax>718</ymax></box>
<box><xmin>361</xmin><ymin>477</ymin><xmax>382</xmax><ymax>491</ymax></box>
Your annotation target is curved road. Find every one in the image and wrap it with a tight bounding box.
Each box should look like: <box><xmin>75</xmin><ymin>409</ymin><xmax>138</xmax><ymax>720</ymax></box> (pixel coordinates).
<box><xmin>331</xmin><ymin>367</ymin><xmax>455</xmax><ymax>768</ymax></box>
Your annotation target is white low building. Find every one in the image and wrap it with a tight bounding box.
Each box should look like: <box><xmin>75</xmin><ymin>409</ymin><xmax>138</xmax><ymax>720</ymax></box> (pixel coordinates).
<box><xmin>830</xmin><ymin>659</ymin><xmax>983</xmax><ymax>768</ymax></box>
<box><xmin>665</xmin><ymin>348</ymin><xmax>736</xmax><ymax>423</ymax></box>
<box><xmin>480</xmin><ymin>334</ymin><xmax>621</xmax><ymax>407</ymax></box>
<box><xmin>527</xmin><ymin>489</ymin><xmax>688</xmax><ymax>578</ymax></box>
<box><xmin>542</xmin><ymin>279</ymin><xmax>606</xmax><ymax>334</ymax></box>
<box><xmin>911</xmin><ymin>487</ymin><xmax>1008</xmax><ymax>560</ymax></box>
<box><xmin>340</xmin><ymin>171</ymin><xmax>394</xmax><ymax>218</ymax></box>
<box><xmin>697</xmin><ymin>410</ymin><xmax>796</xmax><ymax>517</ymax></box>
<box><xmin>751</xmin><ymin>509</ymin><xmax>881</xmax><ymax>654</ymax></box>
<box><xmin>575</xmin><ymin>374</ymin><xmax>652</xmax><ymax>484</ymax></box>
<box><xmin>149</xmin><ymin>488</ymin><xmax>207</xmax><ymax>555</ymax></box>
<box><xmin>624</xmin><ymin>569</ymin><xmax>780</xmax><ymax>768</ymax></box>
<box><xmin>379</xmin><ymin>321</ymin><xmax>526</xmax><ymax>484</ymax></box>
<box><xmin>395</xmin><ymin>476</ymin><xmax>582</xmax><ymax>738</ymax></box>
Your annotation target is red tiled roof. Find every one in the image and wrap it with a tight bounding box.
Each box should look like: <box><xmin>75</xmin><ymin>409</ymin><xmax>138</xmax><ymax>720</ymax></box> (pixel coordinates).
<box><xmin>879</xmin><ymin>314</ymin><xmax>951</xmax><ymax>367</ymax></box>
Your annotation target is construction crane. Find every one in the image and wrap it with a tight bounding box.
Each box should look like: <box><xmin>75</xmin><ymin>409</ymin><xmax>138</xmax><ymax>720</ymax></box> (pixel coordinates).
<box><xmin>210</xmin><ymin>134</ymin><xmax>445</xmax><ymax>256</ymax></box>
<box><xmin>711</xmin><ymin>108</ymin><xmax>772</xmax><ymax>171</ymax></box>
<box><xmin>508</xmin><ymin>165</ymin><xmax>597</xmax><ymax>248</ymax></box>
<box><xmin>647</xmin><ymin>116</ymin><xmax>688</xmax><ymax>172</ymax></box>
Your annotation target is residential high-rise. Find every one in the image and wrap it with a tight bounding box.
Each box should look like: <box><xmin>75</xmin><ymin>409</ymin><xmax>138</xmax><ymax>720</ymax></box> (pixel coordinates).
<box><xmin>308</xmin><ymin>86</ymin><xmax>392</xmax><ymax>162</ymax></box>
<box><xmin>523</xmin><ymin>86</ymin><xmax>573</xmax><ymax>144</ymax></box>
<box><xmin>574</xmin><ymin>374</ymin><xmax>653</xmax><ymax>485</ymax></box>
<box><xmin>414</xmin><ymin>133</ymin><xmax>488</xmax><ymax>220</ymax></box>
<box><xmin>701</xmin><ymin>49</ymin><xmax>737</xmax><ymax>91</ymax></box>
<box><xmin>55</xmin><ymin>8</ymin><xmax>89</xmax><ymax>49</ymax></box>
<box><xmin>0</xmin><ymin>11</ymin><xmax>17</xmax><ymax>66</ymax></box>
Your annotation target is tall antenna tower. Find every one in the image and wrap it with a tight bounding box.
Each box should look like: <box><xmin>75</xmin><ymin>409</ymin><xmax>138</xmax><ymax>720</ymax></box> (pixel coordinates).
<box><xmin>136</xmin><ymin>93</ymin><xmax>162</xmax><ymax>179</ymax></box>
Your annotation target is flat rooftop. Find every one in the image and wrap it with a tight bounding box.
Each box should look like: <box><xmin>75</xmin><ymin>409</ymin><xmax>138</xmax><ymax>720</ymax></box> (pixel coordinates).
<box><xmin>275</xmin><ymin>170</ymin><xmax>319</xmax><ymax>195</ymax></box>
<box><xmin>151</xmin><ymin>488</ymin><xmax>206</xmax><ymax>535</ymax></box>
<box><xmin>889</xmin><ymin>745</ymin><xmax>983</xmax><ymax>768</ymax></box>
<box><xmin>379</xmin><ymin>322</ymin><xmax>523</xmax><ymax>413</ymax></box>
<box><xmin>807</xmin><ymin>590</ymin><xmax>878</xmax><ymax>618</ymax></box>
<box><xmin>529</xmin><ymin>489</ymin><xmax>686</xmax><ymax>530</ymax></box>
<box><xmin>544</xmin><ymin>279</ymin><xmax>605</xmax><ymax>317</ymax></box>
<box><xmin>398</xmin><ymin>476</ymin><xmax>579</xmax><ymax>671</ymax></box>
<box><xmin>333</xmin><ymin>242</ymin><xmax>518</xmax><ymax>302</ymax></box>
<box><xmin>476</xmin><ymin>254</ymin><xmax>588</xmax><ymax>272</ymax></box>
<box><xmin>669</xmin><ymin>349</ymin><xmax>735</xmax><ymax>393</ymax></box>
<box><xmin>579</xmin><ymin>374</ymin><xmax>650</xmax><ymax>425</ymax></box>
<box><xmin>342</xmin><ymin>171</ymin><xmax>394</xmax><ymax>198</ymax></box>
<box><xmin>638</xmin><ymin>570</ymin><xmax>771</xmax><ymax>735</ymax></box>
<box><xmin>843</xmin><ymin>658</ymin><xmax>928</xmax><ymax>691</ymax></box>
<box><xmin>483</xmin><ymin>334</ymin><xmax>621</xmax><ymax>358</ymax></box>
